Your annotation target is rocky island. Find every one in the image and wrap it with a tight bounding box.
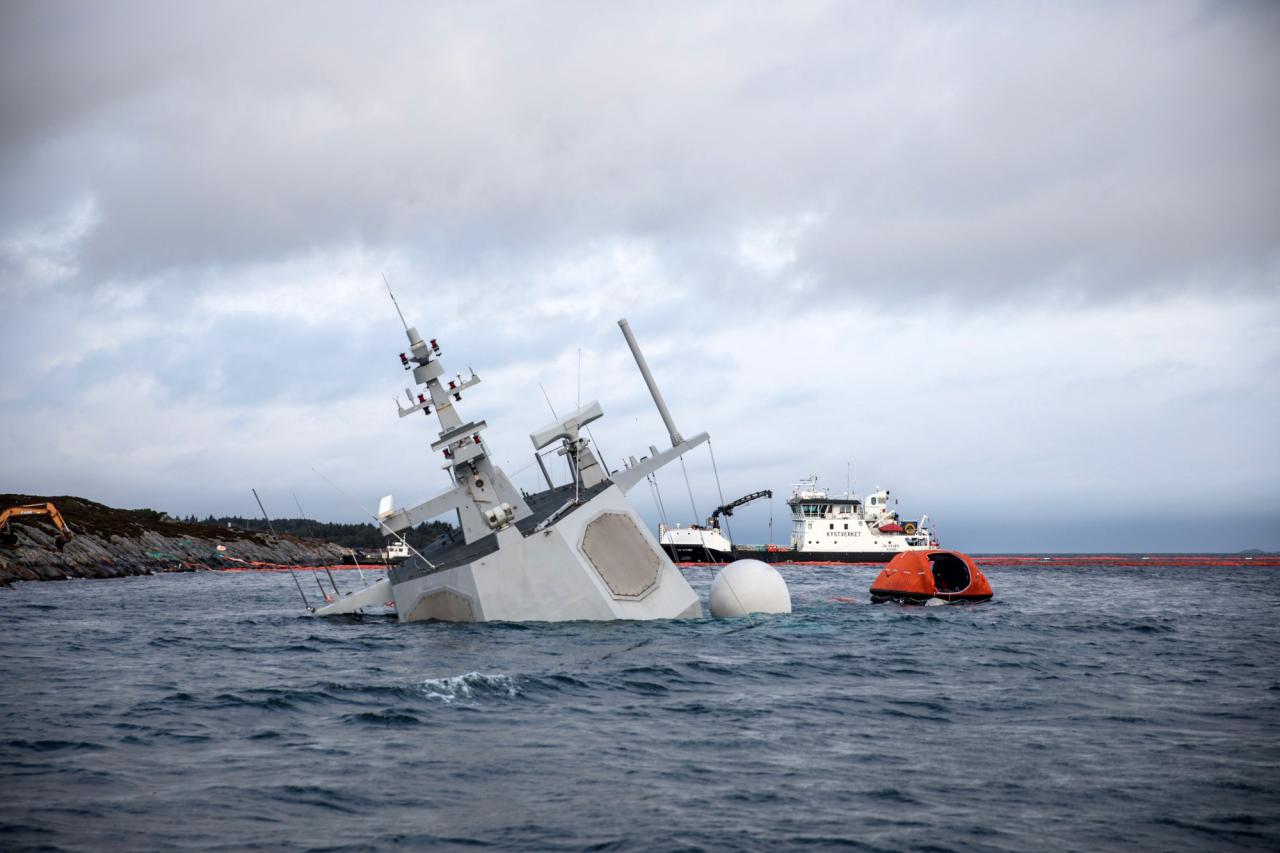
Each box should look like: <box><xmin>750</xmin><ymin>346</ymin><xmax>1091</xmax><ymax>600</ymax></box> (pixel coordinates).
<box><xmin>0</xmin><ymin>494</ymin><xmax>349</xmax><ymax>585</ymax></box>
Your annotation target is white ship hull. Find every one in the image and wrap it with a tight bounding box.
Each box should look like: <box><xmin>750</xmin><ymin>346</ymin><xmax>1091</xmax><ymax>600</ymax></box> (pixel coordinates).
<box><xmin>390</xmin><ymin>484</ymin><xmax>701</xmax><ymax>622</ymax></box>
<box><xmin>660</xmin><ymin>543</ymin><xmax>929</xmax><ymax>564</ymax></box>
<box><xmin>657</xmin><ymin>476</ymin><xmax>936</xmax><ymax>564</ymax></box>
<box><xmin>657</xmin><ymin>524</ymin><xmax>733</xmax><ymax>563</ymax></box>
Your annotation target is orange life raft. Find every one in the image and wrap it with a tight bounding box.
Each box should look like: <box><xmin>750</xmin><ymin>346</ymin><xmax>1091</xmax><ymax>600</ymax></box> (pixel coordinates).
<box><xmin>869</xmin><ymin>549</ymin><xmax>993</xmax><ymax>604</ymax></box>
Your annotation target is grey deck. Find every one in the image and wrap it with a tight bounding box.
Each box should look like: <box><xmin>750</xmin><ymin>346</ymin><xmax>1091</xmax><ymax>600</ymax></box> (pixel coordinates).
<box><xmin>389</xmin><ymin>481</ymin><xmax>612</xmax><ymax>585</ymax></box>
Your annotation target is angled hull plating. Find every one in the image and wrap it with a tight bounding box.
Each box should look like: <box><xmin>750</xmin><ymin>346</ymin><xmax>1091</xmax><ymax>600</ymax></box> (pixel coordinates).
<box><xmin>390</xmin><ymin>483</ymin><xmax>700</xmax><ymax>622</ymax></box>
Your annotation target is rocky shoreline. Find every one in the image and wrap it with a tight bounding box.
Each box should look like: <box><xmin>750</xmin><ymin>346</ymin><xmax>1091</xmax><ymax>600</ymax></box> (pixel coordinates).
<box><xmin>0</xmin><ymin>495</ymin><xmax>348</xmax><ymax>585</ymax></box>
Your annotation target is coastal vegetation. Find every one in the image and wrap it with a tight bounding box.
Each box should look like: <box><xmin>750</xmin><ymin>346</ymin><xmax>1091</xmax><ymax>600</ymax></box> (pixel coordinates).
<box><xmin>193</xmin><ymin>516</ymin><xmax>452</xmax><ymax>550</ymax></box>
<box><xmin>0</xmin><ymin>494</ymin><xmax>452</xmax><ymax>584</ymax></box>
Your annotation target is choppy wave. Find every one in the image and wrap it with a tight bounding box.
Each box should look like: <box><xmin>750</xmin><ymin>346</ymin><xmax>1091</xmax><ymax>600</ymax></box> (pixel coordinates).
<box><xmin>1</xmin><ymin>560</ymin><xmax>1277</xmax><ymax>851</ymax></box>
<box><xmin>419</xmin><ymin>671</ymin><xmax>522</xmax><ymax>703</ymax></box>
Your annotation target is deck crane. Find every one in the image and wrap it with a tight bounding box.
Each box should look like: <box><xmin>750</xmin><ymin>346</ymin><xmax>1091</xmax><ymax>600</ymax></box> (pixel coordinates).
<box><xmin>706</xmin><ymin>490</ymin><xmax>772</xmax><ymax>530</ymax></box>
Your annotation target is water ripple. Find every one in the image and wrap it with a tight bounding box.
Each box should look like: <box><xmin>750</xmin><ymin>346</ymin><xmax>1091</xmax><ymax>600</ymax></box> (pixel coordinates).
<box><xmin>0</xmin><ymin>561</ymin><xmax>1276</xmax><ymax>851</ymax></box>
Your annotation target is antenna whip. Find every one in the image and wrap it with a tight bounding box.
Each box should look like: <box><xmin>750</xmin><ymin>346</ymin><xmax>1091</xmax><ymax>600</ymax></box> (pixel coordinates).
<box><xmin>252</xmin><ymin>488</ymin><xmax>314</xmax><ymax>611</ymax></box>
<box><xmin>382</xmin><ymin>272</ymin><xmax>409</xmax><ymax>332</ymax></box>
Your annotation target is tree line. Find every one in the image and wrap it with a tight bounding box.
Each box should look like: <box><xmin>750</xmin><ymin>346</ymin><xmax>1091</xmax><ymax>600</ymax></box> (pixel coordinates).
<box><xmin>187</xmin><ymin>515</ymin><xmax>453</xmax><ymax>549</ymax></box>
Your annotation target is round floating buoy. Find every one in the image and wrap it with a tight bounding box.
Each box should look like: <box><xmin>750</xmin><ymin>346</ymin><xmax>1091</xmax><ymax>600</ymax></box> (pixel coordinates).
<box><xmin>709</xmin><ymin>559</ymin><xmax>792</xmax><ymax>617</ymax></box>
<box><xmin>869</xmin><ymin>550</ymin><xmax>993</xmax><ymax>605</ymax></box>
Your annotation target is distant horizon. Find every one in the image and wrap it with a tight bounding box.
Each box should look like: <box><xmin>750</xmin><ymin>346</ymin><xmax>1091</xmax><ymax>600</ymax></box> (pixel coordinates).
<box><xmin>4</xmin><ymin>487</ymin><xmax>1275</xmax><ymax>557</ymax></box>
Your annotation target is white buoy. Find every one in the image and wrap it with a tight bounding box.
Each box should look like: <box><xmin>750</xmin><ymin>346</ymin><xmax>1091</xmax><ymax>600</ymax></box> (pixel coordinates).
<box><xmin>709</xmin><ymin>559</ymin><xmax>791</xmax><ymax>617</ymax></box>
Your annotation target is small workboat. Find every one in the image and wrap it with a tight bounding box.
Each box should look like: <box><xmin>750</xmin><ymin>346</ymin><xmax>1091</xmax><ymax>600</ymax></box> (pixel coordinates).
<box><xmin>869</xmin><ymin>549</ymin><xmax>993</xmax><ymax>604</ymax></box>
<box><xmin>660</xmin><ymin>478</ymin><xmax>937</xmax><ymax>564</ymax></box>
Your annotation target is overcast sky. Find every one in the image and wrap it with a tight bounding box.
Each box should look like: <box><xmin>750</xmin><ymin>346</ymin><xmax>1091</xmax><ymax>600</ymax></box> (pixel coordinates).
<box><xmin>2</xmin><ymin>1</ymin><xmax>1277</xmax><ymax>552</ymax></box>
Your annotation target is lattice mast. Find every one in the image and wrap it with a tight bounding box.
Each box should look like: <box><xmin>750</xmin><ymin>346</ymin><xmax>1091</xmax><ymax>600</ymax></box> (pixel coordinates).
<box><xmin>391</xmin><ymin>320</ymin><xmax>529</xmax><ymax>543</ymax></box>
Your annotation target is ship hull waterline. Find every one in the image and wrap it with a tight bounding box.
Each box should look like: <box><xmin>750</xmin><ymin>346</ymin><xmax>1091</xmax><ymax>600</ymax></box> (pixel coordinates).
<box><xmin>662</xmin><ymin>544</ymin><xmax>921</xmax><ymax>565</ymax></box>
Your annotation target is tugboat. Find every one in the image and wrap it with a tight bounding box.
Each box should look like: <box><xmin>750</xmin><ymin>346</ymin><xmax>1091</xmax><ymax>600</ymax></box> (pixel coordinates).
<box><xmin>660</xmin><ymin>476</ymin><xmax>936</xmax><ymax>564</ymax></box>
<box><xmin>312</xmin><ymin>293</ymin><xmax>706</xmax><ymax>623</ymax></box>
<box><xmin>657</xmin><ymin>490</ymin><xmax>771</xmax><ymax>563</ymax></box>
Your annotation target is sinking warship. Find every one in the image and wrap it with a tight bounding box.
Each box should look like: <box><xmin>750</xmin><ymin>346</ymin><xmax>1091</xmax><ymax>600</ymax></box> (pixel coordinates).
<box><xmin>315</xmin><ymin>301</ymin><xmax>706</xmax><ymax>622</ymax></box>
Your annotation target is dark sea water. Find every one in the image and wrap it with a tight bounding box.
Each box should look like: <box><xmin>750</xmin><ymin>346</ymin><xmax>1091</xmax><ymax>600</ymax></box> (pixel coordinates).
<box><xmin>2</xmin><ymin>561</ymin><xmax>1278</xmax><ymax>851</ymax></box>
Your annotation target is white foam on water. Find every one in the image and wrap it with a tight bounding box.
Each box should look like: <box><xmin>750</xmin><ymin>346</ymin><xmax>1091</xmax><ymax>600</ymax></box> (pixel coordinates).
<box><xmin>420</xmin><ymin>671</ymin><xmax>520</xmax><ymax>703</ymax></box>
<box><xmin>925</xmin><ymin>598</ymin><xmax>948</xmax><ymax>607</ymax></box>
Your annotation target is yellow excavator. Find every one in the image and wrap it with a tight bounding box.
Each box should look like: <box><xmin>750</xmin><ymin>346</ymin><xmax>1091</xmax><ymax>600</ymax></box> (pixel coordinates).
<box><xmin>0</xmin><ymin>502</ymin><xmax>74</xmax><ymax>550</ymax></box>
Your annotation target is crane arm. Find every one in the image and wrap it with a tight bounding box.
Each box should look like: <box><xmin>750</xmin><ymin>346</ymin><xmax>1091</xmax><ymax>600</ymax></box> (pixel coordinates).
<box><xmin>44</xmin><ymin>503</ymin><xmax>72</xmax><ymax>537</ymax></box>
<box><xmin>709</xmin><ymin>490</ymin><xmax>773</xmax><ymax>525</ymax></box>
<box><xmin>0</xmin><ymin>502</ymin><xmax>74</xmax><ymax>548</ymax></box>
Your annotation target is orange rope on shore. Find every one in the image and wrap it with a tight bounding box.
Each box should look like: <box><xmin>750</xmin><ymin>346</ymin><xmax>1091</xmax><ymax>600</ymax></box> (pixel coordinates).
<box><xmin>213</xmin><ymin>562</ymin><xmax>390</xmax><ymax>573</ymax></box>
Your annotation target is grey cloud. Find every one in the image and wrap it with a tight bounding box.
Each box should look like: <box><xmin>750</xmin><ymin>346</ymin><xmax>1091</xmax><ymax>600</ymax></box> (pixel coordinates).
<box><xmin>2</xmin><ymin>1</ymin><xmax>1278</xmax><ymax>550</ymax></box>
<box><xmin>3</xmin><ymin>2</ymin><xmax>1276</xmax><ymax>299</ymax></box>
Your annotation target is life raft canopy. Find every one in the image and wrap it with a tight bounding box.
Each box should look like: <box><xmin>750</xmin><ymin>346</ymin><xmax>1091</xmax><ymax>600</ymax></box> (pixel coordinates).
<box><xmin>869</xmin><ymin>549</ymin><xmax>993</xmax><ymax>604</ymax></box>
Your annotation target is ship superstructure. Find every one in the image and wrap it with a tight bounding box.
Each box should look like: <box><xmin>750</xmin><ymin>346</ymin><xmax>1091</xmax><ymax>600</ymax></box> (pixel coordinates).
<box><xmin>661</xmin><ymin>476</ymin><xmax>936</xmax><ymax>564</ymax></box>
<box><xmin>314</xmin><ymin>305</ymin><xmax>706</xmax><ymax>622</ymax></box>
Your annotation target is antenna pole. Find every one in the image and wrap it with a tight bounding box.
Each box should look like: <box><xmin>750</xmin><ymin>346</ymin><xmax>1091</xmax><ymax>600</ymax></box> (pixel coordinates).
<box><xmin>349</xmin><ymin>547</ymin><xmax>369</xmax><ymax>588</ymax></box>
<box><xmin>252</xmin><ymin>488</ymin><xmax>312</xmax><ymax>611</ymax></box>
<box><xmin>294</xmin><ymin>491</ymin><xmax>341</xmax><ymax>600</ymax></box>
<box><xmin>538</xmin><ymin>382</ymin><xmax>560</xmax><ymax>419</ymax></box>
<box><xmin>534</xmin><ymin>449</ymin><xmax>554</xmax><ymax>490</ymax></box>
<box><xmin>383</xmin><ymin>273</ymin><xmax>409</xmax><ymax>332</ymax></box>
<box><xmin>575</xmin><ymin>347</ymin><xmax>582</xmax><ymax>504</ymax></box>
<box><xmin>617</xmin><ymin>318</ymin><xmax>683</xmax><ymax>446</ymax></box>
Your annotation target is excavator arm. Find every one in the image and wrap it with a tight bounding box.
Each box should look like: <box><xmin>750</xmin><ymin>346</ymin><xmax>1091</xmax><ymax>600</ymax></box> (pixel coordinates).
<box><xmin>0</xmin><ymin>502</ymin><xmax>74</xmax><ymax>549</ymax></box>
<box><xmin>708</xmin><ymin>490</ymin><xmax>773</xmax><ymax>527</ymax></box>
